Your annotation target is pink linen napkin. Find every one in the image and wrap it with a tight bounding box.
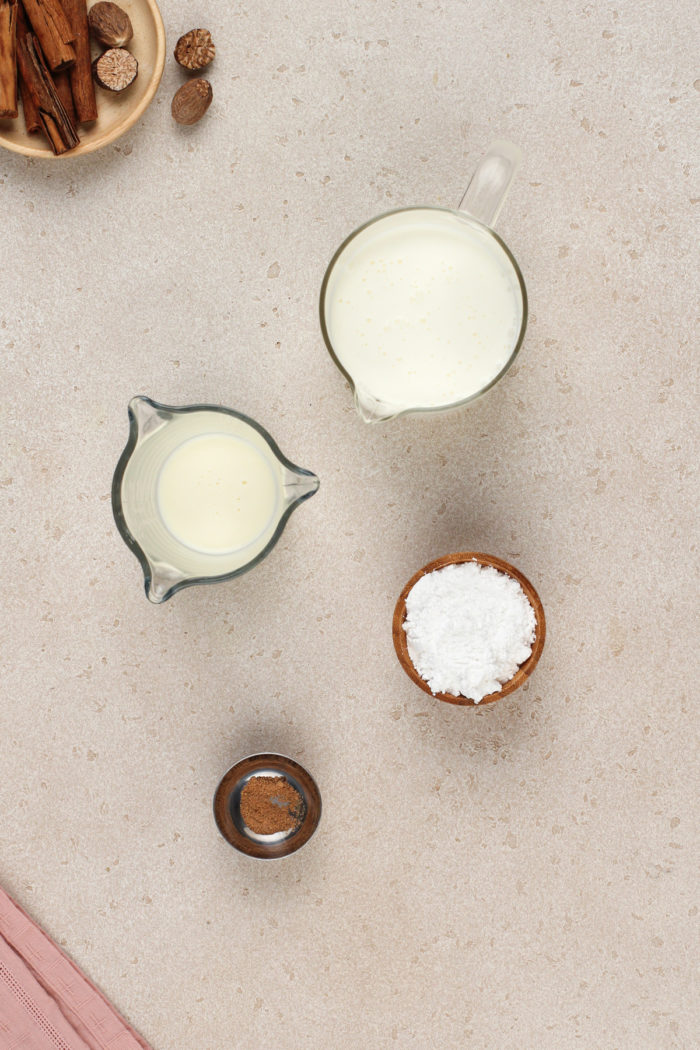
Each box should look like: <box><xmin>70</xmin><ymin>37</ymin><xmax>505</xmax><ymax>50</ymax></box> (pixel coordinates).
<box><xmin>0</xmin><ymin>885</ymin><xmax>151</xmax><ymax>1050</ymax></box>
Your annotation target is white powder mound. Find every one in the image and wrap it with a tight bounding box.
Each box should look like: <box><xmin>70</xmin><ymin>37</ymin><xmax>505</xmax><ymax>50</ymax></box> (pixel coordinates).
<box><xmin>403</xmin><ymin>561</ymin><xmax>536</xmax><ymax>703</ymax></box>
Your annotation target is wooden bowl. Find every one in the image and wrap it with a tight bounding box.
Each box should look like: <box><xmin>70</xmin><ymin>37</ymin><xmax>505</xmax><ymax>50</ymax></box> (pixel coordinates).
<box><xmin>392</xmin><ymin>552</ymin><xmax>546</xmax><ymax>706</ymax></box>
<box><xmin>0</xmin><ymin>0</ymin><xmax>165</xmax><ymax>158</ymax></box>
<box><xmin>213</xmin><ymin>754</ymin><xmax>322</xmax><ymax>860</ymax></box>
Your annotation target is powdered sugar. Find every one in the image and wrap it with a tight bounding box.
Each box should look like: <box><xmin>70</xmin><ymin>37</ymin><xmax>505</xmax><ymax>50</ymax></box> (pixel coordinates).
<box><xmin>403</xmin><ymin>560</ymin><xmax>536</xmax><ymax>703</ymax></box>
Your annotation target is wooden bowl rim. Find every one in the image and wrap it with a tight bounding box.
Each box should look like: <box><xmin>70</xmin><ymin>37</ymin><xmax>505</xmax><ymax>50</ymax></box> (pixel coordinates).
<box><xmin>0</xmin><ymin>0</ymin><xmax>166</xmax><ymax>159</ymax></box>
<box><xmin>213</xmin><ymin>753</ymin><xmax>322</xmax><ymax>860</ymax></box>
<box><xmin>392</xmin><ymin>551</ymin><xmax>546</xmax><ymax>707</ymax></box>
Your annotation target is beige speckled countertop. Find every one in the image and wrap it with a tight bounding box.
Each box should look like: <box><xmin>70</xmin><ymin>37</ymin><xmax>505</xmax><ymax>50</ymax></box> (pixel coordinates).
<box><xmin>1</xmin><ymin>2</ymin><xmax>698</xmax><ymax>1047</ymax></box>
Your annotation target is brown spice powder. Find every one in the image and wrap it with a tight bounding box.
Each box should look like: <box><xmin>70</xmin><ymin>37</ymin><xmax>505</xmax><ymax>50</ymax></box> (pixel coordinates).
<box><xmin>239</xmin><ymin>775</ymin><xmax>304</xmax><ymax>835</ymax></box>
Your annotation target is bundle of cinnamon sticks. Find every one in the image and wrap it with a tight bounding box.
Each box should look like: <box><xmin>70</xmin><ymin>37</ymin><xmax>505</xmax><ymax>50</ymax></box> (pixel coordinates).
<box><xmin>0</xmin><ymin>0</ymin><xmax>97</xmax><ymax>153</ymax></box>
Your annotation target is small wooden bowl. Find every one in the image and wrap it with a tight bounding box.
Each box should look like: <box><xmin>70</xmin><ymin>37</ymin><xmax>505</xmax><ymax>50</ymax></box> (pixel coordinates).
<box><xmin>213</xmin><ymin>754</ymin><xmax>322</xmax><ymax>860</ymax></box>
<box><xmin>392</xmin><ymin>552</ymin><xmax>546</xmax><ymax>706</ymax></box>
<box><xmin>0</xmin><ymin>0</ymin><xmax>165</xmax><ymax>158</ymax></box>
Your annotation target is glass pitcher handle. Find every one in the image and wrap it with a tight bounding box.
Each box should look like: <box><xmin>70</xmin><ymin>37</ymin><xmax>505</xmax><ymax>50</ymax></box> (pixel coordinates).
<box><xmin>458</xmin><ymin>140</ymin><xmax>522</xmax><ymax>228</ymax></box>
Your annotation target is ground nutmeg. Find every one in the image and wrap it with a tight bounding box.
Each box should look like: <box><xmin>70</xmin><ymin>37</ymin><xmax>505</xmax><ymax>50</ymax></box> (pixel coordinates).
<box><xmin>239</xmin><ymin>775</ymin><xmax>304</xmax><ymax>835</ymax></box>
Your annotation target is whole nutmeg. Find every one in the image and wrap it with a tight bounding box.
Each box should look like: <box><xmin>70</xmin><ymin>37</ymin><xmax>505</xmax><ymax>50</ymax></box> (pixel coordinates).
<box><xmin>171</xmin><ymin>79</ymin><xmax>213</xmax><ymax>125</ymax></box>
<box><xmin>174</xmin><ymin>28</ymin><xmax>215</xmax><ymax>71</ymax></box>
<box><xmin>93</xmin><ymin>48</ymin><xmax>138</xmax><ymax>91</ymax></box>
<box><xmin>88</xmin><ymin>1</ymin><xmax>133</xmax><ymax>48</ymax></box>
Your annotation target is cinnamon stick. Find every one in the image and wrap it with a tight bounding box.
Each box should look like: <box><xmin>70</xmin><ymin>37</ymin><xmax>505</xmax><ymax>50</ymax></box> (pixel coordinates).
<box><xmin>16</xmin><ymin>31</ymin><xmax>78</xmax><ymax>152</ymax></box>
<box><xmin>0</xmin><ymin>0</ymin><xmax>18</xmax><ymax>119</ymax></box>
<box><xmin>22</xmin><ymin>0</ymin><xmax>74</xmax><ymax>71</ymax></box>
<box><xmin>16</xmin><ymin>1</ymin><xmax>40</xmax><ymax>131</ymax></box>
<box><xmin>60</xmin><ymin>0</ymin><xmax>94</xmax><ymax>122</ymax></box>
<box><xmin>18</xmin><ymin>73</ymin><xmax>41</xmax><ymax>130</ymax></box>
<box><xmin>53</xmin><ymin>66</ymin><xmax>74</xmax><ymax>122</ymax></box>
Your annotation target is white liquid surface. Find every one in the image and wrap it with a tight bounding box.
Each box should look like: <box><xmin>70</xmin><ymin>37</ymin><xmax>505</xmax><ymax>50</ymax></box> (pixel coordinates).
<box><xmin>156</xmin><ymin>434</ymin><xmax>280</xmax><ymax>555</ymax></box>
<box><xmin>324</xmin><ymin>209</ymin><xmax>523</xmax><ymax>411</ymax></box>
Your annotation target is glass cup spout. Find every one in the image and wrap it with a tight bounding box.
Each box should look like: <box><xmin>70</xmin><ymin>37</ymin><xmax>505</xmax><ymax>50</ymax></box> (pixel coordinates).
<box><xmin>353</xmin><ymin>387</ymin><xmax>404</xmax><ymax>425</ymax></box>
<box><xmin>282</xmin><ymin>466</ymin><xmax>320</xmax><ymax>505</ymax></box>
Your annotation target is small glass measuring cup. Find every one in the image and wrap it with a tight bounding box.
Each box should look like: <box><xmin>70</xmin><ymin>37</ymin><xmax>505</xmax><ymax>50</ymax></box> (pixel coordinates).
<box><xmin>319</xmin><ymin>141</ymin><xmax>528</xmax><ymax>423</ymax></box>
<box><xmin>112</xmin><ymin>396</ymin><xmax>319</xmax><ymax>603</ymax></box>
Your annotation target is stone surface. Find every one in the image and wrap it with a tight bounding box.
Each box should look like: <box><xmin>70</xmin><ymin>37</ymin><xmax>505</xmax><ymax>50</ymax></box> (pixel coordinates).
<box><xmin>0</xmin><ymin>1</ymin><xmax>698</xmax><ymax>1048</ymax></box>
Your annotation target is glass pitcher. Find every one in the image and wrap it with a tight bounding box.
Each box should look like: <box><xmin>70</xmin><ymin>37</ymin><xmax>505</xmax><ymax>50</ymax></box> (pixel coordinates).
<box><xmin>112</xmin><ymin>397</ymin><xmax>319</xmax><ymax>603</ymax></box>
<box><xmin>319</xmin><ymin>140</ymin><xmax>528</xmax><ymax>422</ymax></box>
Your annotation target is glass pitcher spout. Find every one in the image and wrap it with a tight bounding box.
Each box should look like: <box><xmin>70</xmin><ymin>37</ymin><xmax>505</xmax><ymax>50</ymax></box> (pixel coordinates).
<box><xmin>128</xmin><ymin>394</ymin><xmax>171</xmax><ymax>438</ymax></box>
<box><xmin>146</xmin><ymin>561</ymin><xmax>191</xmax><ymax>604</ymax></box>
<box><xmin>354</xmin><ymin>387</ymin><xmax>403</xmax><ymax>424</ymax></box>
<box><xmin>284</xmin><ymin>468</ymin><xmax>320</xmax><ymax>503</ymax></box>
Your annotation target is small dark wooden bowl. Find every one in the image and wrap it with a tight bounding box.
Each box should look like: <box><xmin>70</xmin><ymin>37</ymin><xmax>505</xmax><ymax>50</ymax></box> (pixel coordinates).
<box><xmin>213</xmin><ymin>753</ymin><xmax>321</xmax><ymax>859</ymax></box>
<box><xmin>392</xmin><ymin>552</ymin><xmax>546</xmax><ymax>706</ymax></box>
